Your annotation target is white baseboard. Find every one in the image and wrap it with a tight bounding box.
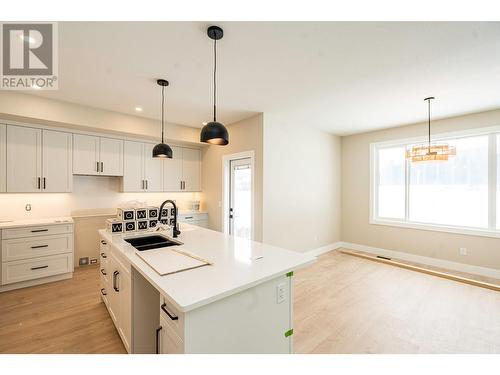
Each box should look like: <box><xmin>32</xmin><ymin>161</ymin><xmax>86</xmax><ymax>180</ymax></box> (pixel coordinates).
<box><xmin>341</xmin><ymin>242</ymin><xmax>500</xmax><ymax>280</ymax></box>
<box><xmin>305</xmin><ymin>242</ymin><xmax>343</xmax><ymax>257</ymax></box>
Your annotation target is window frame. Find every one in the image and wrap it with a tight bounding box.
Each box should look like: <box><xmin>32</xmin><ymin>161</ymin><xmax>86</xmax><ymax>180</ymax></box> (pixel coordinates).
<box><xmin>370</xmin><ymin>125</ymin><xmax>500</xmax><ymax>239</ymax></box>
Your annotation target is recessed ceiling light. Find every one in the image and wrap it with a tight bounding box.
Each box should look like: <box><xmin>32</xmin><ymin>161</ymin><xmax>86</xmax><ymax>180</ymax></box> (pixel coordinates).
<box><xmin>135</xmin><ymin>107</ymin><xmax>143</xmax><ymax>112</ymax></box>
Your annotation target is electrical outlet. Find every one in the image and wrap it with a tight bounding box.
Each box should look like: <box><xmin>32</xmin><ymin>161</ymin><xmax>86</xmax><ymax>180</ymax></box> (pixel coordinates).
<box><xmin>276</xmin><ymin>283</ymin><xmax>286</xmax><ymax>304</ymax></box>
<box><xmin>459</xmin><ymin>247</ymin><xmax>468</xmax><ymax>256</ymax></box>
<box><xmin>89</xmin><ymin>258</ymin><xmax>98</xmax><ymax>265</ymax></box>
<box><xmin>79</xmin><ymin>257</ymin><xmax>89</xmax><ymax>266</ymax></box>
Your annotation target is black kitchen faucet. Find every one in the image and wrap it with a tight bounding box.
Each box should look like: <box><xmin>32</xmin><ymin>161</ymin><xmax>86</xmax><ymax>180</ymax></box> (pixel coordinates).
<box><xmin>157</xmin><ymin>200</ymin><xmax>181</xmax><ymax>238</ymax></box>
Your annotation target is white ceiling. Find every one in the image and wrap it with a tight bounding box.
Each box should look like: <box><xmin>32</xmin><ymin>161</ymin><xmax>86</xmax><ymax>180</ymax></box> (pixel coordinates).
<box><xmin>31</xmin><ymin>22</ymin><xmax>500</xmax><ymax>135</ymax></box>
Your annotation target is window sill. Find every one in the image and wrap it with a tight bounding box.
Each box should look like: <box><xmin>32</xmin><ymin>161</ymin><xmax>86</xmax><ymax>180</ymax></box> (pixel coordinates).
<box><xmin>370</xmin><ymin>218</ymin><xmax>500</xmax><ymax>239</ymax></box>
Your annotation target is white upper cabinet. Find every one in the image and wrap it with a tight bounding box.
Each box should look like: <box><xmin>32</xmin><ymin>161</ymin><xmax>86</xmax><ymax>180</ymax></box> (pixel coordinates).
<box><xmin>6</xmin><ymin>125</ymin><xmax>42</xmax><ymax>192</ymax></box>
<box><xmin>123</xmin><ymin>141</ymin><xmax>163</xmax><ymax>192</ymax></box>
<box><xmin>0</xmin><ymin>124</ymin><xmax>6</xmax><ymax>192</ymax></box>
<box><xmin>100</xmin><ymin>137</ymin><xmax>123</xmax><ymax>176</ymax></box>
<box><xmin>163</xmin><ymin>146</ymin><xmax>183</xmax><ymax>191</ymax></box>
<box><xmin>73</xmin><ymin>134</ymin><xmax>123</xmax><ymax>176</ymax></box>
<box><xmin>5</xmin><ymin>126</ymin><xmax>71</xmax><ymax>193</ymax></box>
<box><xmin>182</xmin><ymin>148</ymin><xmax>201</xmax><ymax>192</ymax></box>
<box><xmin>143</xmin><ymin>142</ymin><xmax>163</xmax><ymax>192</ymax></box>
<box><xmin>73</xmin><ymin>134</ymin><xmax>99</xmax><ymax>175</ymax></box>
<box><xmin>42</xmin><ymin>130</ymin><xmax>72</xmax><ymax>192</ymax></box>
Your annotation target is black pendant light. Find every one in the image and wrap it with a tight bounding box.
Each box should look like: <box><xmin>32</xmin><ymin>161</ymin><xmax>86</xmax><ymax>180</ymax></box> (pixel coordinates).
<box><xmin>153</xmin><ymin>79</ymin><xmax>173</xmax><ymax>158</ymax></box>
<box><xmin>200</xmin><ymin>26</ymin><xmax>229</xmax><ymax>145</ymax></box>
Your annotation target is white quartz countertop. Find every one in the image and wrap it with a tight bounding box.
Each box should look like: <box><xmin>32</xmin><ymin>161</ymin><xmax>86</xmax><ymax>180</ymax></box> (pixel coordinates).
<box><xmin>99</xmin><ymin>224</ymin><xmax>315</xmax><ymax>312</ymax></box>
<box><xmin>0</xmin><ymin>217</ymin><xmax>74</xmax><ymax>229</ymax></box>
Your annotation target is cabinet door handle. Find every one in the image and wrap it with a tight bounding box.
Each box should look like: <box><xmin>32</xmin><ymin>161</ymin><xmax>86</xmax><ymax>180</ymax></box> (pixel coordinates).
<box><xmin>100</xmin><ymin>288</ymin><xmax>107</xmax><ymax>296</ymax></box>
<box><xmin>101</xmin><ymin>162</ymin><xmax>104</xmax><ymax>173</ymax></box>
<box><xmin>113</xmin><ymin>270</ymin><xmax>119</xmax><ymax>292</ymax></box>
<box><xmin>100</xmin><ymin>268</ymin><xmax>107</xmax><ymax>276</ymax></box>
<box><xmin>96</xmin><ymin>161</ymin><xmax>99</xmax><ymax>172</ymax></box>
<box><xmin>31</xmin><ymin>244</ymin><xmax>48</xmax><ymax>249</ymax></box>
<box><xmin>37</xmin><ymin>177</ymin><xmax>41</xmax><ymax>189</ymax></box>
<box><xmin>31</xmin><ymin>265</ymin><xmax>48</xmax><ymax>270</ymax></box>
<box><xmin>155</xmin><ymin>326</ymin><xmax>162</xmax><ymax>354</ymax></box>
<box><xmin>43</xmin><ymin>177</ymin><xmax>46</xmax><ymax>190</ymax></box>
<box><xmin>161</xmin><ymin>303</ymin><xmax>179</xmax><ymax>320</ymax></box>
<box><xmin>145</xmin><ymin>180</ymin><xmax>148</xmax><ymax>190</ymax></box>
<box><xmin>31</xmin><ymin>229</ymin><xmax>48</xmax><ymax>233</ymax></box>
<box><xmin>141</xmin><ymin>180</ymin><xmax>144</xmax><ymax>190</ymax></box>
<box><xmin>100</xmin><ymin>252</ymin><xmax>107</xmax><ymax>259</ymax></box>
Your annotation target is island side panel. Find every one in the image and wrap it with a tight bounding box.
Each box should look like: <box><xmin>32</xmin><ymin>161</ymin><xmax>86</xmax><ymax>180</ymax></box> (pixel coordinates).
<box><xmin>183</xmin><ymin>274</ymin><xmax>293</xmax><ymax>353</ymax></box>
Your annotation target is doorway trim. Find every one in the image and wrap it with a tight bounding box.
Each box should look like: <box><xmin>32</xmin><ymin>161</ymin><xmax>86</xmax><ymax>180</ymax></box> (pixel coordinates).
<box><xmin>222</xmin><ymin>150</ymin><xmax>255</xmax><ymax>240</ymax></box>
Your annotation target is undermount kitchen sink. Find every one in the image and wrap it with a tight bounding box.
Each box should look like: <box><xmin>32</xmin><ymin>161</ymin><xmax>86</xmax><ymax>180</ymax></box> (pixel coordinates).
<box><xmin>124</xmin><ymin>235</ymin><xmax>183</xmax><ymax>251</ymax></box>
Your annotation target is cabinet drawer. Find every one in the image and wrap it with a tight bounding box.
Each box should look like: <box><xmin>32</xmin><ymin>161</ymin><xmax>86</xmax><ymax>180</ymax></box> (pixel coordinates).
<box><xmin>2</xmin><ymin>253</ymin><xmax>73</xmax><ymax>285</ymax></box>
<box><xmin>2</xmin><ymin>234</ymin><xmax>73</xmax><ymax>262</ymax></box>
<box><xmin>160</xmin><ymin>315</ymin><xmax>184</xmax><ymax>354</ymax></box>
<box><xmin>2</xmin><ymin>224</ymin><xmax>73</xmax><ymax>240</ymax></box>
<box><xmin>160</xmin><ymin>295</ymin><xmax>184</xmax><ymax>341</ymax></box>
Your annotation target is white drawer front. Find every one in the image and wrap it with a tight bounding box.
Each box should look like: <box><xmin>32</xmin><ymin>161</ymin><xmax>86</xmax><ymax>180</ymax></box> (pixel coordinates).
<box><xmin>2</xmin><ymin>253</ymin><xmax>73</xmax><ymax>285</ymax></box>
<box><xmin>2</xmin><ymin>234</ymin><xmax>73</xmax><ymax>262</ymax></box>
<box><xmin>160</xmin><ymin>315</ymin><xmax>184</xmax><ymax>354</ymax></box>
<box><xmin>160</xmin><ymin>295</ymin><xmax>184</xmax><ymax>341</ymax></box>
<box><xmin>2</xmin><ymin>224</ymin><xmax>73</xmax><ymax>240</ymax></box>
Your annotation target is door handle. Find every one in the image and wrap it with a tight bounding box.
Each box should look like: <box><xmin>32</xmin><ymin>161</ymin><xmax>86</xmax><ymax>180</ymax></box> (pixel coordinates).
<box><xmin>161</xmin><ymin>303</ymin><xmax>179</xmax><ymax>320</ymax></box>
<box><xmin>155</xmin><ymin>326</ymin><xmax>162</xmax><ymax>354</ymax></box>
<box><xmin>113</xmin><ymin>270</ymin><xmax>119</xmax><ymax>292</ymax></box>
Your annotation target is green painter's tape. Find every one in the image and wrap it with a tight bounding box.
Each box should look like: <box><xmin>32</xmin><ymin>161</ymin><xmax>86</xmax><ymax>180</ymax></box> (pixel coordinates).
<box><xmin>286</xmin><ymin>271</ymin><xmax>294</xmax><ymax>277</ymax></box>
<box><xmin>285</xmin><ymin>329</ymin><xmax>294</xmax><ymax>337</ymax></box>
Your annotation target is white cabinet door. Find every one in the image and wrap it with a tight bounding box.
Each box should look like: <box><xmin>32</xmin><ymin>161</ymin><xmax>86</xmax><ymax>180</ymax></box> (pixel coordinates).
<box><xmin>118</xmin><ymin>267</ymin><xmax>131</xmax><ymax>353</ymax></box>
<box><xmin>6</xmin><ymin>125</ymin><xmax>42</xmax><ymax>192</ymax></box>
<box><xmin>100</xmin><ymin>137</ymin><xmax>123</xmax><ymax>176</ymax></box>
<box><xmin>73</xmin><ymin>134</ymin><xmax>99</xmax><ymax>175</ymax></box>
<box><xmin>182</xmin><ymin>148</ymin><xmax>201</xmax><ymax>192</ymax></box>
<box><xmin>123</xmin><ymin>141</ymin><xmax>144</xmax><ymax>192</ymax></box>
<box><xmin>107</xmin><ymin>256</ymin><xmax>119</xmax><ymax>324</ymax></box>
<box><xmin>0</xmin><ymin>124</ymin><xmax>5</xmax><ymax>192</ymax></box>
<box><xmin>42</xmin><ymin>130</ymin><xmax>72</xmax><ymax>192</ymax></box>
<box><xmin>163</xmin><ymin>146</ymin><xmax>183</xmax><ymax>191</ymax></box>
<box><xmin>159</xmin><ymin>316</ymin><xmax>184</xmax><ymax>354</ymax></box>
<box><xmin>143</xmin><ymin>143</ymin><xmax>163</xmax><ymax>192</ymax></box>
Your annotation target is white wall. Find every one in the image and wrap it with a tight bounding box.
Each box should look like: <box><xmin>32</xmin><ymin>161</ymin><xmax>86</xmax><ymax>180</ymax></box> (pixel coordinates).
<box><xmin>341</xmin><ymin>109</ymin><xmax>500</xmax><ymax>270</ymax></box>
<box><xmin>201</xmin><ymin>114</ymin><xmax>264</xmax><ymax>241</ymax></box>
<box><xmin>262</xmin><ymin>114</ymin><xmax>342</xmax><ymax>252</ymax></box>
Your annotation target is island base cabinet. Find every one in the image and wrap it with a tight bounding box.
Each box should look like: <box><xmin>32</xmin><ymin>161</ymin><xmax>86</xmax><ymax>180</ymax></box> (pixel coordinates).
<box><xmin>156</xmin><ymin>274</ymin><xmax>293</xmax><ymax>354</ymax></box>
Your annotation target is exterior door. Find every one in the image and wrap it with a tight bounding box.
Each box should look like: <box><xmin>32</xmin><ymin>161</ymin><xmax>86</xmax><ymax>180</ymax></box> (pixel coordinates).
<box><xmin>229</xmin><ymin>158</ymin><xmax>252</xmax><ymax>239</ymax></box>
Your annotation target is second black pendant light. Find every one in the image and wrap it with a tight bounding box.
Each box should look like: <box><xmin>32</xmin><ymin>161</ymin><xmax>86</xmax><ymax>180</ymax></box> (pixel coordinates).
<box><xmin>152</xmin><ymin>79</ymin><xmax>173</xmax><ymax>158</ymax></box>
<box><xmin>200</xmin><ymin>25</ymin><xmax>229</xmax><ymax>146</ymax></box>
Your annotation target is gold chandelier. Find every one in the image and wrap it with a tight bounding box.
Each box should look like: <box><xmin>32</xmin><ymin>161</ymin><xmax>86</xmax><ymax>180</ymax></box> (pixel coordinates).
<box><xmin>406</xmin><ymin>97</ymin><xmax>456</xmax><ymax>163</ymax></box>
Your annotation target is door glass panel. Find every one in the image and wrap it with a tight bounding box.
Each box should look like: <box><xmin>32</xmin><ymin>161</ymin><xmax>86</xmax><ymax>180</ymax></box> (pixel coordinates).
<box><xmin>230</xmin><ymin>160</ymin><xmax>252</xmax><ymax>239</ymax></box>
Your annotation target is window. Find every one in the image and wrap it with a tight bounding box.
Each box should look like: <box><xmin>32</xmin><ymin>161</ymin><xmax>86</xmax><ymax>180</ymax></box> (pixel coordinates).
<box><xmin>372</xmin><ymin>129</ymin><xmax>500</xmax><ymax>237</ymax></box>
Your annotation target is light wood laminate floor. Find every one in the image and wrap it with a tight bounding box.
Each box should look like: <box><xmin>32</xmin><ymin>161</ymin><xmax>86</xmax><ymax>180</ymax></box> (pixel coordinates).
<box><xmin>2</xmin><ymin>251</ymin><xmax>500</xmax><ymax>353</ymax></box>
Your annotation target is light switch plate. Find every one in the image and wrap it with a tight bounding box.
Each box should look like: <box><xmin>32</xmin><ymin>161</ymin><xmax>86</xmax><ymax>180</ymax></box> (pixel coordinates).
<box><xmin>277</xmin><ymin>283</ymin><xmax>286</xmax><ymax>304</ymax></box>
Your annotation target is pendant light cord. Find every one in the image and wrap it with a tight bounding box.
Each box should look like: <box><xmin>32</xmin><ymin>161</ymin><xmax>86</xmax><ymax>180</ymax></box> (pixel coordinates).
<box><xmin>161</xmin><ymin>84</ymin><xmax>165</xmax><ymax>143</ymax></box>
<box><xmin>213</xmin><ymin>38</ymin><xmax>217</xmax><ymax>122</ymax></box>
<box><xmin>427</xmin><ymin>98</ymin><xmax>431</xmax><ymax>149</ymax></box>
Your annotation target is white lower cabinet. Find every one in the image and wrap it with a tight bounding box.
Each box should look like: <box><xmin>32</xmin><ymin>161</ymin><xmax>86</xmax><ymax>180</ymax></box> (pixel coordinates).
<box><xmin>159</xmin><ymin>315</ymin><xmax>184</xmax><ymax>354</ymax></box>
<box><xmin>99</xmin><ymin>236</ymin><xmax>131</xmax><ymax>353</ymax></box>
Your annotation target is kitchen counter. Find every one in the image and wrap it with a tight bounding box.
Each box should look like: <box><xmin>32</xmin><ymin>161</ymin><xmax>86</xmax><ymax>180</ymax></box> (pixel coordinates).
<box><xmin>99</xmin><ymin>224</ymin><xmax>315</xmax><ymax>312</ymax></box>
<box><xmin>0</xmin><ymin>217</ymin><xmax>74</xmax><ymax>229</ymax></box>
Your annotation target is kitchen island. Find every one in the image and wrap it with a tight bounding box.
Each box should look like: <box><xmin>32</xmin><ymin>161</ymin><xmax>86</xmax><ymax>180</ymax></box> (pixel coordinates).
<box><xmin>98</xmin><ymin>224</ymin><xmax>315</xmax><ymax>354</ymax></box>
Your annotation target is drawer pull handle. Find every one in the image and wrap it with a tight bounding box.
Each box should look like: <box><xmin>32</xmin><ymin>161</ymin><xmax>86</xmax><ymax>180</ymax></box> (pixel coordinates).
<box><xmin>113</xmin><ymin>270</ymin><xmax>119</xmax><ymax>292</ymax></box>
<box><xmin>155</xmin><ymin>326</ymin><xmax>162</xmax><ymax>354</ymax></box>
<box><xmin>31</xmin><ymin>229</ymin><xmax>48</xmax><ymax>233</ymax></box>
<box><xmin>101</xmin><ymin>288</ymin><xmax>107</xmax><ymax>296</ymax></box>
<box><xmin>184</xmin><ymin>216</ymin><xmax>193</xmax><ymax>219</ymax></box>
<box><xmin>101</xmin><ymin>240</ymin><xmax>107</xmax><ymax>245</ymax></box>
<box><xmin>100</xmin><ymin>252</ymin><xmax>107</xmax><ymax>259</ymax></box>
<box><xmin>161</xmin><ymin>303</ymin><xmax>179</xmax><ymax>321</ymax></box>
<box><xmin>100</xmin><ymin>269</ymin><xmax>107</xmax><ymax>276</ymax></box>
<box><xmin>31</xmin><ymin>245</ymin><xmax>49</xmax><ymax>249</ymax></box>
<box><xmin>31</xmin><ymin>265</ymin><xmax>48</xmax><ymax>270</ymax></box>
